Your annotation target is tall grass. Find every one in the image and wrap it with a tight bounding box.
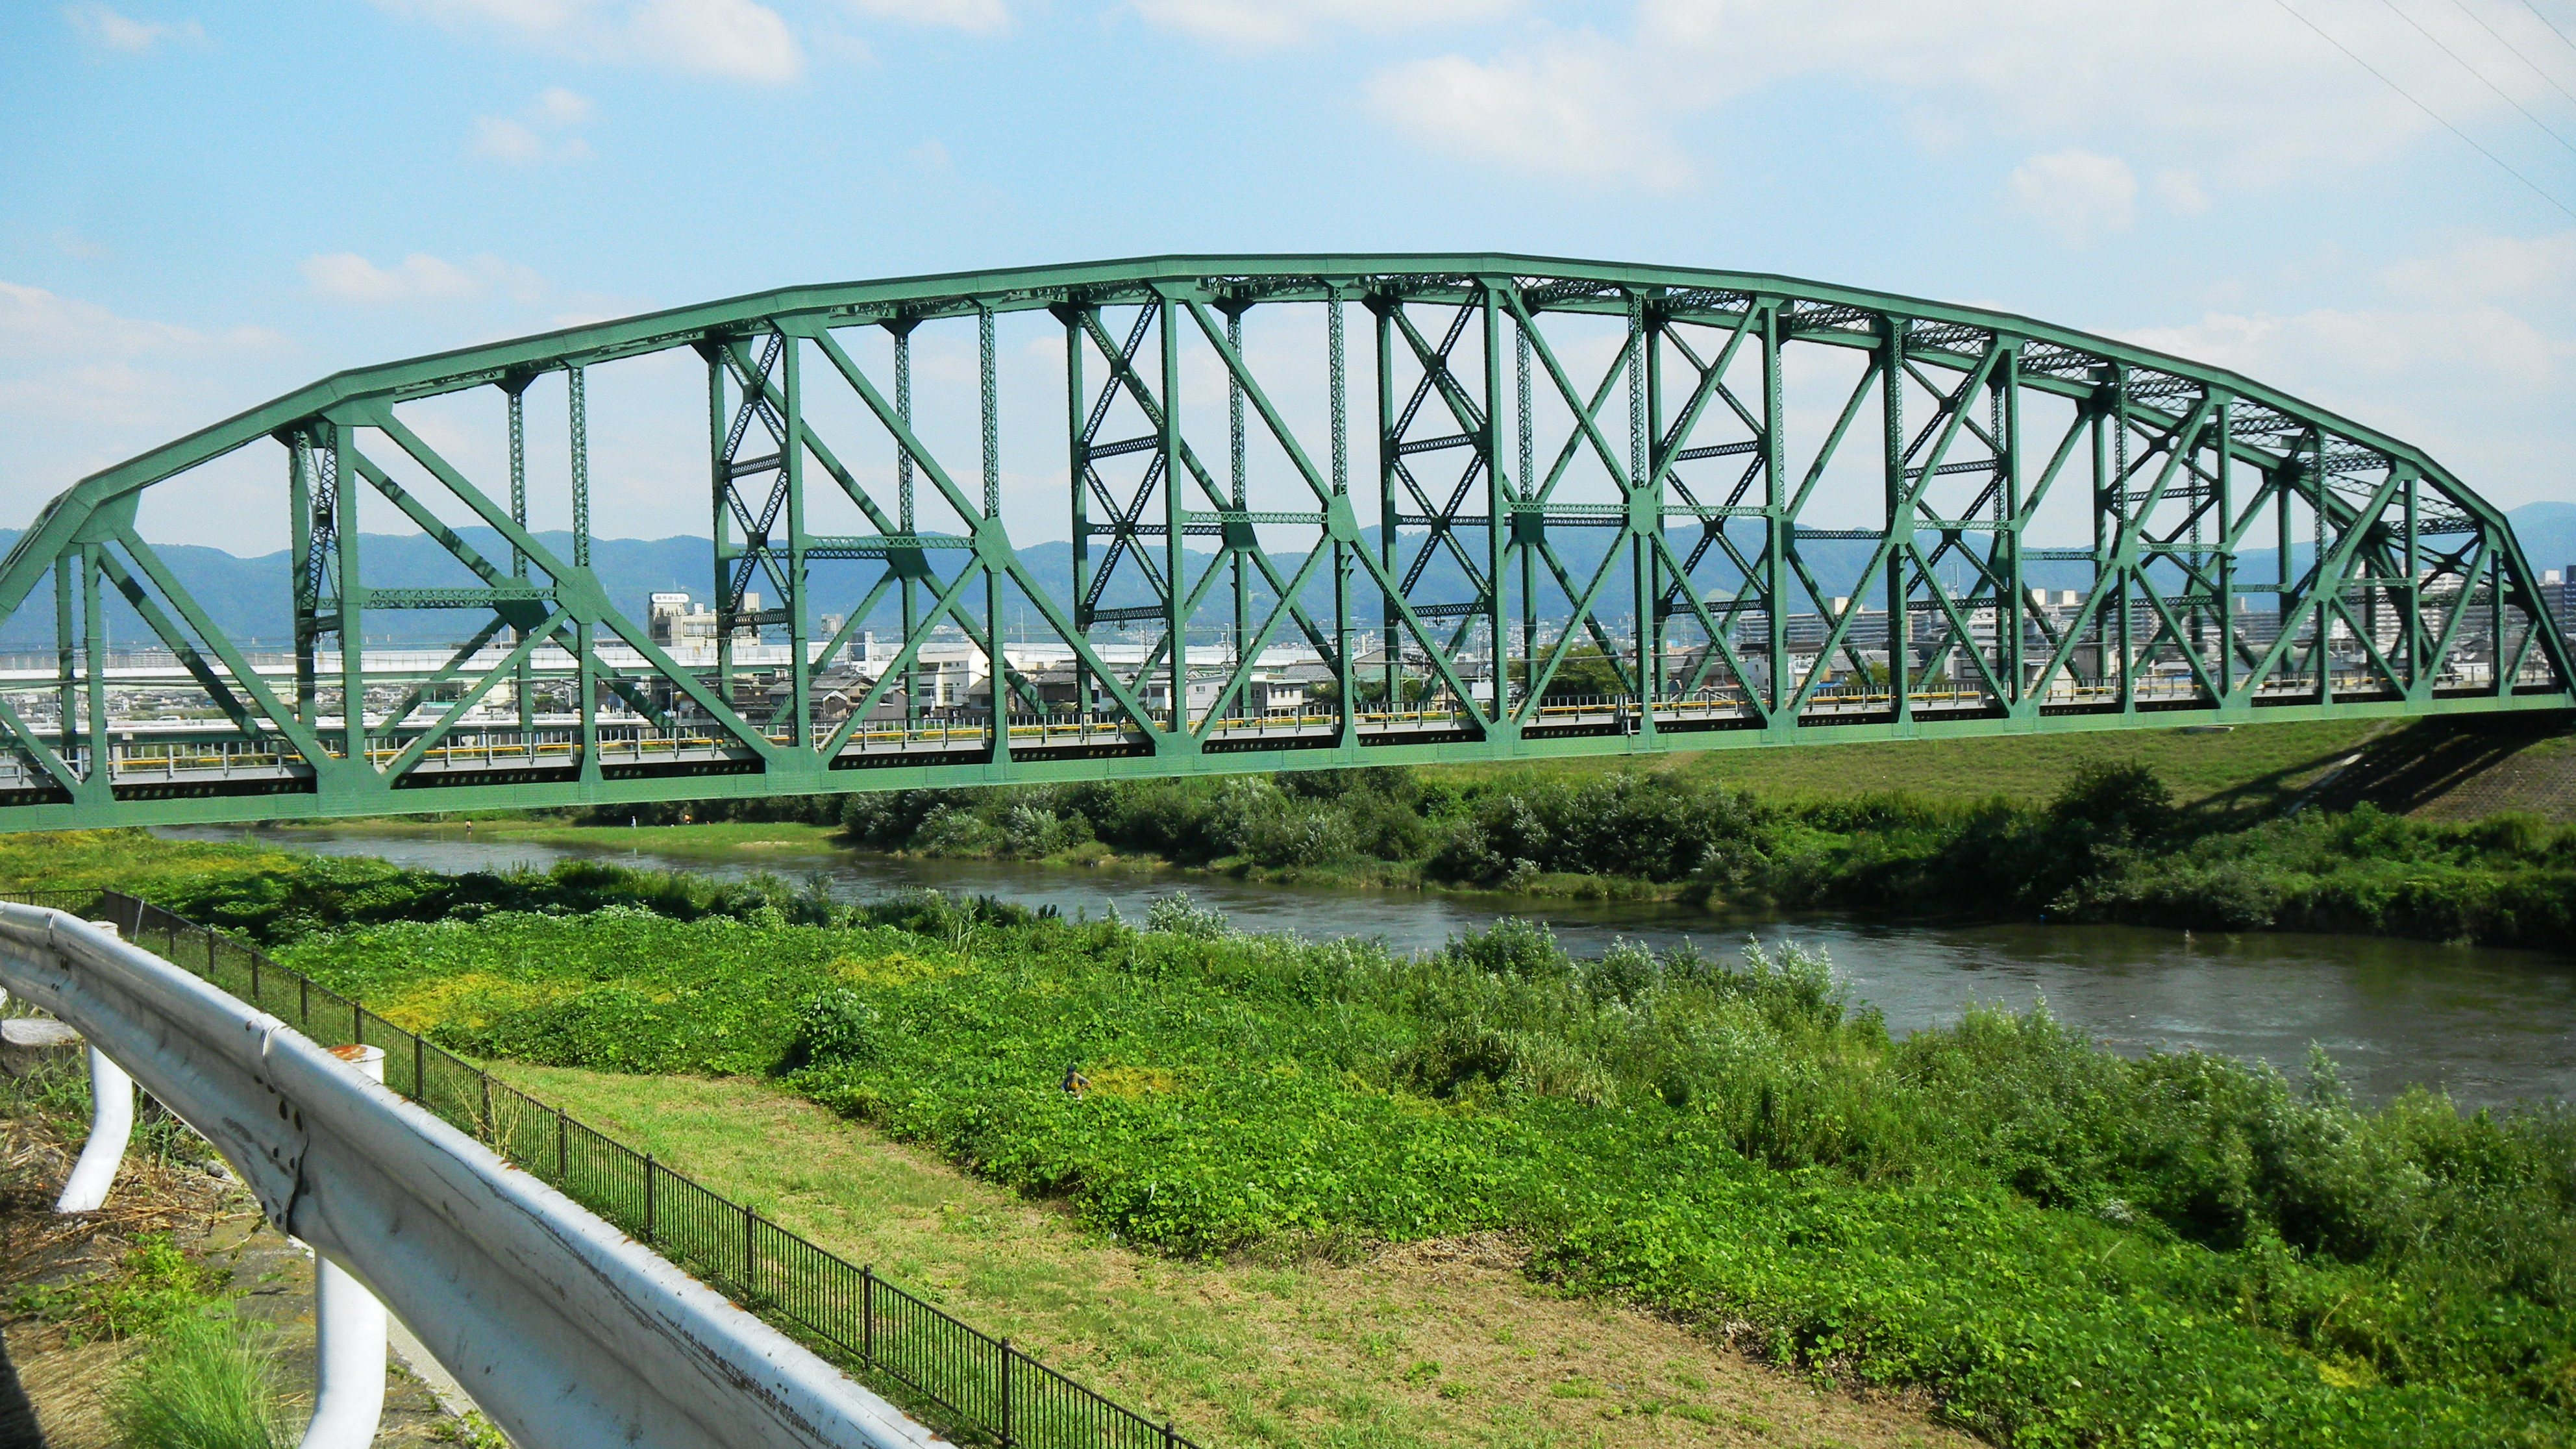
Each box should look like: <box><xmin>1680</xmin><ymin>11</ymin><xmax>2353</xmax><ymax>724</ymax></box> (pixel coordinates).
<box><xmin>110</xmin><ymin>1315</ymin><xmax>286</xmax><ymax>1449</ymax></box>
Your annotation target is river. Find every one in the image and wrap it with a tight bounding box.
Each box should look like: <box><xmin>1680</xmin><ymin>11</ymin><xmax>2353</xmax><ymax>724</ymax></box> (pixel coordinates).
<box><xmin>159</xmin><ymin>824</ymin><xmax>2576</xmax><ymax>1109</ymax></box>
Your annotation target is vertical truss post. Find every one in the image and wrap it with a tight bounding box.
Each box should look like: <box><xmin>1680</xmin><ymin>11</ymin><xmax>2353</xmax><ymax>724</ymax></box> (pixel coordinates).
<box><xmin>894</xmin><ymin>323</ymin><xmax>919</xmax><ymax>729</ymax></box>
<box><xmin>780</xmin><ymin>342</ymin><xmax>811</xmax><ymax>750</ymax></box>
<box><xmin>506</xmin><ymin>377</ymin><xmax>534</xmax><ymax>732</ymax></box>
<box><xmin>571</xmin><ymin>366</ymin><xmax>598</xmax><ymax>778</ymax></box>
<box><xmin>1638</xmin><ymin>293</ymin><xmax>1659</xmax><ymax>722</ymax></box>
<box><xmin>1330</xmin><ymin>293</ymin><xmax>1356</xmax><ymax>745</ymax></box>
<box><xmin>1226</xmin><ymin>305</ymin><xmax>1248</xmax><ymax>691</ymax></box>
<box><xmin>80</xmin><ymin>547</ymin><xmax>106</xmax><ymax>784</ymax></box>
<box><xmin>981</xmin><ymin>306</ymin><xmax>1007</xmax><ymax>765</ymax></box>
<box><xmin>2490</xmin><ymin>534</ymin><xmax>2507</xmax><ymax>697</ymax></box>
<box><xmin>706</xmin><ymin>347</ymin><xmax>734</xmax><ymax>721</ymax></box>
<box><xmin>2112</xmin><ymin>374</ymin><xmax>2136</xmax><ymax>715</ymax></box>
<box><xmin>332</xmin><ymin>423</ymin><xmax>365</xmax><ymax>762</ymax></box>
<box><xmin>1760</xmin><ymin>301</ymin><xmax>1791</xmax><ymax>727</ymax></box>
<box><xmin>1063</xmin><ymin>310</ymin><xmax>1091</xmax><ymax>719</ymax></box>
<box><xmin>286</xmin><ymin>433</ymin><xmax>316</xmax><ymax>730</ymax></box>
<box><xmin>1516</xmin><ymin>317</ymin><xmax>1537</xmax><ymax>703</ymax></box>
<box><xmin>1480</xmin><ymin>284</ymin><xmax>1510</xmax><ymax>731</ymax></box>
<box><xmin>1881</xmin><ymin>318</ymin><xmax>1910</xmax><ymax>724</ymax></box>
<box><xmin>1998</xmin><ymin>343</ymin><xmax>2025</xmax><ymax>709</ymax></box>
<box><xmin>2214</xmin><ymin>397</ymin><xmax>2235</xmax><ymax>702</ymax></box>
<box><xmin>2274</xmin><ymin>461</ymin><xmax>2294</xmax><ymax>695</ymax></box>
<box><xmin>2403</xmin><ymin>469</ymin><xmax>2420</xmax><ymax>696</ymax></box>
<box><xmin>53</xmin><ymin>556</ymin><xmax>77</xmax><ymax>763</ymax></box>
<box><xmin>2088</xmin><ymin>389</ymin><xmax>2113</xmax><ymax>699</ymax></box>
<box><xmin>1376</xmin><ymin>301</ymin><xmax>1398</xmax><ymax>712</ymax></box>
<box><xmin>1157</xmin><ymin>295</ymin><xmax>1185</xmax><ymax>741</ymax></box>
<box><xmin>2312</xmin><ymin>436</ymin><xmax>2331</xmax><ymax>705</ymax></box>
<box><xmin>1630</xmin><ymin>294</ymin><xmax>1657</xmax><ymax>739</ymax></box>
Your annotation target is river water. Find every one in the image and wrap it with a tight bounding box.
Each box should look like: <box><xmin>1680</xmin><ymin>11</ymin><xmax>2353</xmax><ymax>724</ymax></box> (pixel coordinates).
<box><xmin>158</xmin><ymin>824</ymin><xmax>2576</xmax><ymax>1109</ymax></box>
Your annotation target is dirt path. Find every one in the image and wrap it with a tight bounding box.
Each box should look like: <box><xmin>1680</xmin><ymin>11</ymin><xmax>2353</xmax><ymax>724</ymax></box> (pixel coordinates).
<box><xmin>498</xmin><ymin>1061</ymin><xmax>1983</xmax><ymax>1449</ymax></box>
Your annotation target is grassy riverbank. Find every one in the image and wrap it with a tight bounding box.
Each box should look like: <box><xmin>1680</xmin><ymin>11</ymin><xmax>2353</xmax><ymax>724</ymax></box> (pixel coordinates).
<box><xmin>547</xmin><ymin>719</ymin><xmax>2571</xmax><ymax>947</ymax></box>
<box><xmin>251</xmin><ymin>895</ymin><xmax>2572</xmax><ymax>1448</ymax></box>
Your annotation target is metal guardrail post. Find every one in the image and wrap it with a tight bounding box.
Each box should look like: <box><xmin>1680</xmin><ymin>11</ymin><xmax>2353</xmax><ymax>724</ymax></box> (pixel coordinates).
<box><xmin>644</xmin><ymin>1154</ymin><xmax>656</xmax><ymax>1243</ymax></box>
<box><xmin>861</xmin><ymin>1266</ymin><xmax>873</xmax><ymax>1365</ymax></box>
<box><xmin>58</xmin><ymin>921</ymin><xmax>134</xmax><ymax>1215</ymax></box>
<box><xmin>301</xmin><ymin>1043</ymin><xmax>390</xmax><ymax>1449</ymax></box>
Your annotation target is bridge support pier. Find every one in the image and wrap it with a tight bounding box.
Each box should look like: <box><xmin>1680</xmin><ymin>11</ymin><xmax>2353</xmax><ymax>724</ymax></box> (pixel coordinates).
<box><xmin>56</xmin><ymin>922</ymin><xmax>131</xmax><ymax>1215</ymax></box>
<box><xmin>300</xmin><ymin>1043</ymin><xmax>389</xmax><ymax>1449</ymax></box>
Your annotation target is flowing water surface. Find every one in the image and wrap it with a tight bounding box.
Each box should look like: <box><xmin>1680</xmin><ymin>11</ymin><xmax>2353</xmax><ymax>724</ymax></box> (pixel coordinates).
<box><xmin>160</xmin><ymin>824</ymin><xmax>2576</xmax><ymax>1109</ymax></box>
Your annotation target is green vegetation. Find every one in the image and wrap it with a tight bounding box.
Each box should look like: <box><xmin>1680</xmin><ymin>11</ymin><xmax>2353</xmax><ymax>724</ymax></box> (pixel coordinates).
<box><xmin>810</xmin><ymin>749</ymin><xmax>2576</xmax><ymax>947</ymax></box>
<box><xmin>493</xmin><ymin>1062</ymin><xmax>1966</xmax><ymax>1448</ymax></box>
<box><xmin>14</xmin><ymin>1233</ymin><xmax>232</xmax><ymax>1346</ymax></box>
<box><xmin>269</xmin><ymin>897</ymin><xmax>2576</xmax><ymax>1448</ymax></box>
<box><xmin>110</xmin><ymin>1313</ymin><xmax>288</xmax><ymax>1449</ymax></box>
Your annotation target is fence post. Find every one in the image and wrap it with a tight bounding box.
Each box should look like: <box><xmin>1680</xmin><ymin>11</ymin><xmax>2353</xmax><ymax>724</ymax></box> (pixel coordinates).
<box><xmin>861</xmin><ymin>1265</ymin><xmax>873</xmax><ymax>1365</ymax></box>
<box><xmin>299</xmin><ymin>976</ymin><xmax>308</xmax><ymax>1028</ymax></box>
<box><xmin>743</xmin><ymin>1207</ymin><xmax>756</xmax><ymax>1293</ymax></box>
<box><xmin>1165</xmin><ymin>1422</ymin><xmax>1177</xmax><ymax>1449</ymax></box>
<box><xmin>250</xmin><ymin>951</ymin><xmax>260</xmax><ymax>1006</ymax></box>
<box><xmin>412</xmin><ymin>1035</ymin><xmax>425</xmax><ymax>1103</ymax></box>
<box><xmin>354</xmin><ymin>998</ymin><xmax>364</xmax><ymax>1049</ymax></box>
<box><xmin>479</xmin><ymin>1073</ymin><xmax>493</xmax><ymax>1143</ymax></box>
<box><xmin>643</xmin><ymin>1154</ymin><xmax>656</xmax><ymax>1243</ymax></box>
<box><xmin>556</xmin><ymin>1105</ymin><xmax>568</xmax><ymax>1182</ymax></box>
<box><xmin>1000</xmin><ymin>1338</ymin><xmax>1014</xmax><ymax>1447</ymax></box>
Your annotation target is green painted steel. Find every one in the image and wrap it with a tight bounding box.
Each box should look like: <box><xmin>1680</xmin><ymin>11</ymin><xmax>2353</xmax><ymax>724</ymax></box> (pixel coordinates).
<box><xmin>1</xmin><ymin>254</ymin><xmax>2566</xmax><ymax>832</ymax></box>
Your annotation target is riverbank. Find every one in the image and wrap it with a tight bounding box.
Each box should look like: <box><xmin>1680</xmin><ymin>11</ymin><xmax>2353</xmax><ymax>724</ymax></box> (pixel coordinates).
<box><xmin>699</xmin><ymin>726</ymin><xmax>2576</xmax><ymax>948</ymax></box>
<box><xmin>263</xmin><ymin>894</ymin><xmax>2573</xmax><ymax>1448</ymax></box>
<box><xmin>9</xmin><ymin>828</ymin><xmax>2573</xmax><ymax>1443</ymax></box>
<box><xmin>168</xmin><ymin>716</ymin><xmax>2576</xmax><ymax>948</ymax></box>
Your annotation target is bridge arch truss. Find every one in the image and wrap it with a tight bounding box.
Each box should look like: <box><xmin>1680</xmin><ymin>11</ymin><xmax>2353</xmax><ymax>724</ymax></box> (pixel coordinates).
<box><xmin>1</xmin><ymin>255</ymin><xmax>2566</xmax><ymax>828</ymax></box>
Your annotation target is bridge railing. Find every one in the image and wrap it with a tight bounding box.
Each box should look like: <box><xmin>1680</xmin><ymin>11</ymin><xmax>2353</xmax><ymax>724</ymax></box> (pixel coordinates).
<box><xmin>17</xmin><ymin>888</ymin><xmax>1207</xmax><ymax>1449</ymax></box>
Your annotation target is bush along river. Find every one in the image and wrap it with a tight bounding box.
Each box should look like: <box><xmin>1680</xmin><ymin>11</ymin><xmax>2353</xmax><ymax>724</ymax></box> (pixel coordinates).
<box><xmin>156</xmin><ymin>819</ymin><xmax>2575</xmax><ymax>1109</ymax></box>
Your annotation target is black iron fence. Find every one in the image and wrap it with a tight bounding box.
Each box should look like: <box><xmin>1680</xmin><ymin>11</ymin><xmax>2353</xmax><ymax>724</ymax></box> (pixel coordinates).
<box><xmin>10</xmin><ymin>887</ymin><xmax>1201</xmax><ymax>1449</ymax></box>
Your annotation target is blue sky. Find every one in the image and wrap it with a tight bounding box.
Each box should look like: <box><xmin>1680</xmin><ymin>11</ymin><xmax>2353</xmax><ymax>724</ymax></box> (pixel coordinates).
<box><xmin>5</xmin><ymin>0</ymin><xmax>2573</xmax><ymax>555</ymax></box>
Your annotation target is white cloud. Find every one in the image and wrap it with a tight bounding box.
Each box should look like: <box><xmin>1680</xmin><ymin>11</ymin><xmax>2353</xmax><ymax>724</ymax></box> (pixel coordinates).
<box><xmin>1135</xmin><ymin>0</ymin><xmax>1514</xmax><ymax>46</ymax></box>
<box><xmin>471</xmin><ymin>88</ymin><xmax>597</xmax><ymax>163</ymax></box>
<box><xmin>536</xmin><ymin>86</ymin><xmax>595</xmax><ymax>123</ymax></box>
<box><xmin>630</xmin><ymin>0</ymin><xmax>802</xmax><ymax>81</ymax></box>
<box><xmin>0</xmin><ymin>282</ymin><xmax>284</xmax><ymax>432</ymax></box>
<box><xmin>299</xmin><ymin>252</ymin><xmax>547</xmax><ymax>306</ymax></box>
<box><xmin>375</xmin><ymin>0</ymin><xmax>801</xmax><ymax>83</ymax></box>
<box><xmin>2119</xmin><ymin>230</ymin><xmax>2576</xmax><ymax>501</ymax></box>
<box><xmin>1369</xmin><ymin>39</ymin><xmax>1685</xmax><ymax>185</ymax></box>
<box><xmin>471</xmin><ymin>116</ymin><xmax>547</xmax><ymax>163</ymax></box>
<box><xmin>2156</xmin><ymin>168</ymin><xmax>2211</xmax><ymax>216</ymax></box>
<box><xmin>1366</xmin><ymin>1</ymin><xmax>2528</xmax><ymax>192</ymax></box>
<box><xmin>64</xmin><ymin>4</ymin><xmax>204</xmax><ymax>51</ymax></box>
<box><xmin>848</xmin><ymin>0</ymin><xmax>1009</xmax><ymax>35</ymax></box>
<box><xmin>2010</xmin><ymin>149</ymin><xmax>2137</xmax><ymax>245</ymax></box>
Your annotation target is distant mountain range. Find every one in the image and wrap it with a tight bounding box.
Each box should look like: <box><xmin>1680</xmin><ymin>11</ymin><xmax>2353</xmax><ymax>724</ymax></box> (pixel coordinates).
<box><xmin>6</xmin><ymin>501</ymin><xmax>2571</xmax><ymax>652</ymax></box>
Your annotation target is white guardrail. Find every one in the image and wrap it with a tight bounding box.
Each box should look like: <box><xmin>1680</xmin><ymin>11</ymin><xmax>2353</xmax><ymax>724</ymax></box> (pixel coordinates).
<box><xmin>0</xmin><ymin>903</ymin><xmax>946</xmax><ymax>1449</ymax></box>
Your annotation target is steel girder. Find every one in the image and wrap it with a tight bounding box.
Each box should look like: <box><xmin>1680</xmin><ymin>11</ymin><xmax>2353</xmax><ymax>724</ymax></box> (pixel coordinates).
<box><xmin>0</xmin><ymin>254</ymin><xmax>2566</xmax><ymax>832</ymax></box>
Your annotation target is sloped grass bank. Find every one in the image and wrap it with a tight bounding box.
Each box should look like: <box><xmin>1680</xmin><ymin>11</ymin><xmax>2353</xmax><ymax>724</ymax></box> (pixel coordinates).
<box><xmin>277</xmin><ymin>900</ymin><xmax>2576</xmax><ymax>1448</ymax></box>
<box><xmin>495</xmin><ymin>1061</ymin><xmax>1975</xmax><ymax>1449</ymax></box>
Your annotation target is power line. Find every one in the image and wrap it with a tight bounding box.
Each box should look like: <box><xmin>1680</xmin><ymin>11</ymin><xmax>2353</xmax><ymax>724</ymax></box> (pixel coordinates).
<box><xmin>2270</xmin><ymin>0</ymin><xmax>2576</xmax><ymax>217</ymax></box>
<box><xmin>2447</xmin><ymin>0</ymin><xmax>2576</xmax><ymax>106</ymax></box>
<box><xmin>2377</xmin><ymin>0</ymin><xmax>2576</xmax><ymax>155</ymax></box>
<box><xmin>2514</xmin><ymin>0</ymin><xmax>2576</xmax><ymax>56</ymax></box>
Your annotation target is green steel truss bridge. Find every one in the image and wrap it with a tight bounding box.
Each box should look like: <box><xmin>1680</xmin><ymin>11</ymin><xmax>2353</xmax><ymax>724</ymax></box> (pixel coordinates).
<box><xmin>1</xmin><ymin>254</ymin><xmax>2568</xmax><ymax>832</ymax></box>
